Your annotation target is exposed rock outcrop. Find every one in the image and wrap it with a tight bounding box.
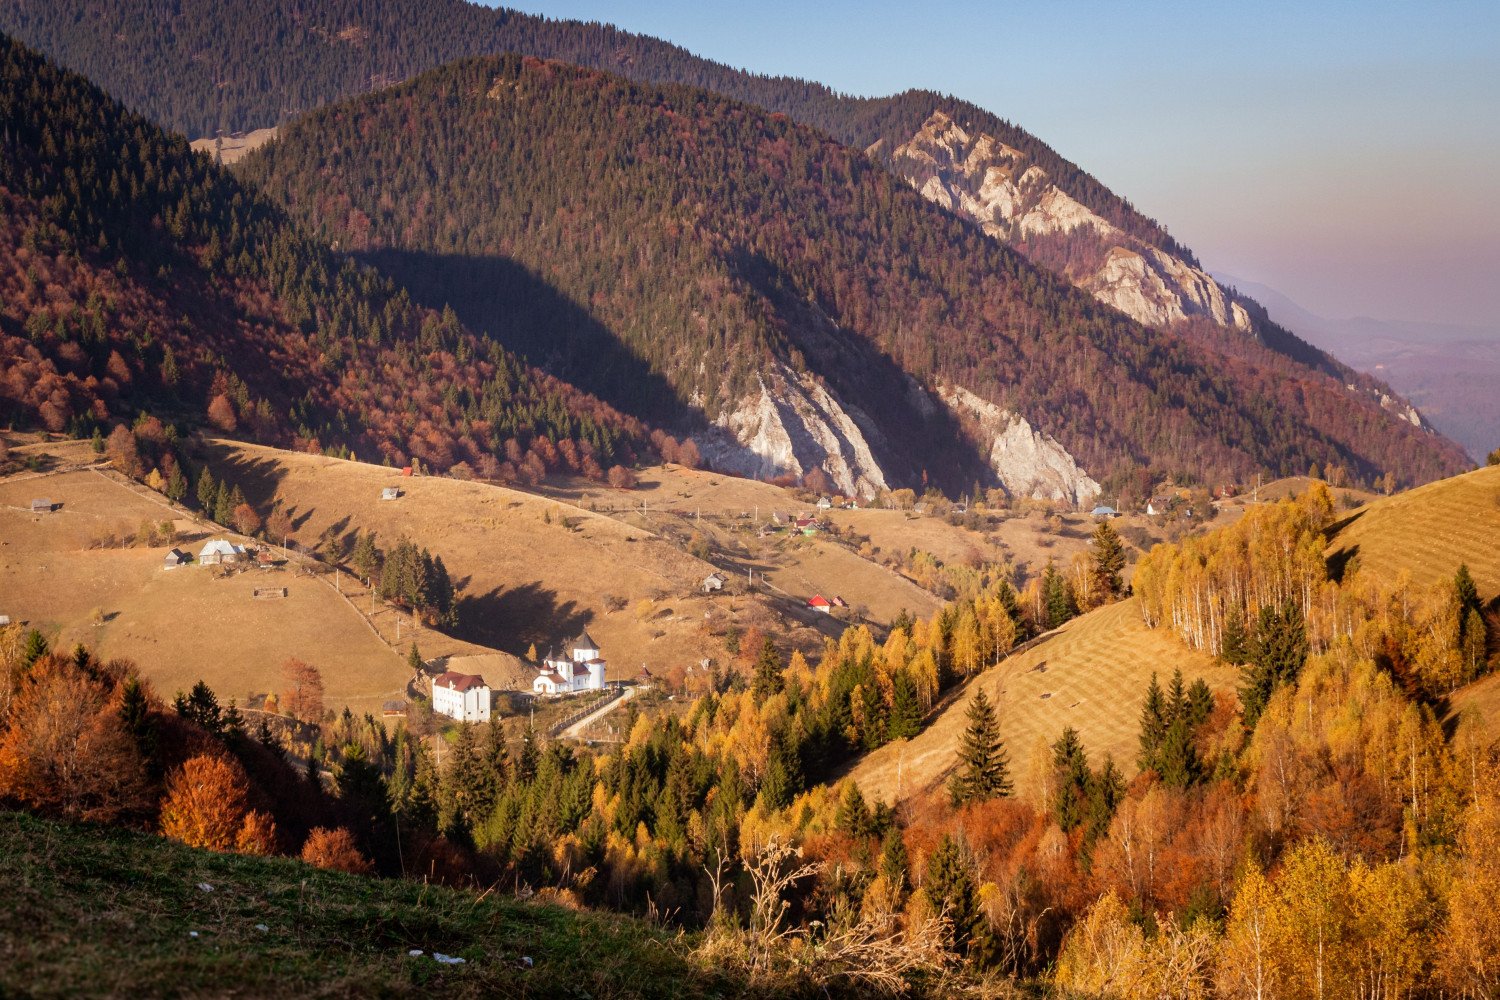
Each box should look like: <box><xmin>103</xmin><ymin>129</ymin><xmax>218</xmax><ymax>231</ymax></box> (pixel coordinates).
<box><xmin>887</xmin><ymin>111</ymin><xmax>1254</xmax><ymax>334</ymax></box>
<box><xmin>694</xmin><ymin>362</ymin><xmax>891</xmax><ymax>499</ymax></box>
<box><xmin>939</xmin><ymin>385</ymin><xmax>1101</xmax><ymax>506</ymax></box>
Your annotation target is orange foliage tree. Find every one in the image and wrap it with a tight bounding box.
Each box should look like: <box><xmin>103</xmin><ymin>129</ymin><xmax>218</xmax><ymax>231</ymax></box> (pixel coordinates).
<box><xmin>281</xmin><ymin>658</ymin><xmax>324</xmax><ymax>725</ymax></box>
<box><xmin>159</xmin><ymin>752</ymin><xmax>277</xmax><ymax>854</ymax></box>
<box><xmin>0</xmin><ymin>652</ymin><xmax>152</xmax><ymax>822</ymax></box>
<box><xmin>301</xmin><ymin>826</ymin><xmax>373</xmax><ymax>874</ymax></box>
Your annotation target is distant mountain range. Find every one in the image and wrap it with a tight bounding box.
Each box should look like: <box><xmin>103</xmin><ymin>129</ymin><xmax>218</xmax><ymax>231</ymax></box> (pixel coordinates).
<box><xmin>1216</xmin><ymin>274</ymin><xmax>1500</xmax><ymax>462</ymax></box>
<box><xmin>0</xmin><ymin>1</ymin><xmax>1473</xmax><ymax>493</ymax></box>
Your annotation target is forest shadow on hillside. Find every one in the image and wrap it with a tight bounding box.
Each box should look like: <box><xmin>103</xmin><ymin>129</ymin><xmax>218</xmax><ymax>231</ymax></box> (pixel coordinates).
<box><xmin>359</xmin><ymin>248</ymin><xmax>695</xmax><ymax>429</ymax></box>
<box><xmin>455</xmin><ymin>581</ymin><xmax>590</xmax><ymax>655</ymax></box>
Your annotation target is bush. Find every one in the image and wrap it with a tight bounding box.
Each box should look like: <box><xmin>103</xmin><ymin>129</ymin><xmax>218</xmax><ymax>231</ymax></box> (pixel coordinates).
<box><xmin>301</xmin><ymin>827</ymin><xmax>373</xmax><ymax>874</ymax></box>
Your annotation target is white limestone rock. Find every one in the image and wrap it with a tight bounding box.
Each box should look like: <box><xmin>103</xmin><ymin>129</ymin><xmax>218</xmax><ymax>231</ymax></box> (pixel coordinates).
<box><xmin>939</xmin><ymin>384</ymin><xmax>1101</xmax><ymax>506</ymax></box>
<box><xmin>888</xmin><ymin>110</ymin><xmax>1254</xmax><ymax>334</ymax></box>
<box><xmin>694</xmin><ymin>363</ymin><xmax>891</xmax><ymax>499</ymax></box>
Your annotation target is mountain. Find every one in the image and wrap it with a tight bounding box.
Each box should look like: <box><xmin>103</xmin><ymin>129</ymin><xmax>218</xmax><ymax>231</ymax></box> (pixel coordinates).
<box><xmin>0</xmin><ymin>0</ymin><xmax>1467</xmax><ymax>482</ymax></box>
<box><xmin>230</xmin><ymin>54</ymin><xmax>1471</xmax><ymax>500</ymax></box>
<box><xmin>1215</xmin><ymin>274</ymin><xmax>1500</xmax><ymax>462</ymax></box>
<box><xmin>0</xmin><ymin>32</ymin><xmax>646</xmax><ymax>478</ymax></box>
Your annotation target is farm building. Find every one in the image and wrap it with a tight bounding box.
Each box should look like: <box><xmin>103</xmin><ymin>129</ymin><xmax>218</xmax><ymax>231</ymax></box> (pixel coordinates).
<box><xmin>702</xmin><ymin>572</ymin><xmax>727</xmax><ymax>593</ymax></box>
<box><xmin>808</xmin><ymin>595</ymin><xmax>833</xmax><ymax>614</ymax></box>
<box><xmin>162</xmin><ymin>548</ymin><xmax>190</xmax><ymax>570</ymax></box>
<box><xmin>0</xmin><ymin>615</ymin><xmax>10</xmax><ymax>627</ymax></box>
<box><xmin>30</xmin><ymin>498</ymin><xmax>53</xmax><ymax>514</ymax></box>
<box><xmin>1091</xmin><ymin>506</ymin><xmax>1121</xmax><ymax>518</ymax></box>
<box><xmin>381</xmin><ymin>487</ymin><xmax>401</xmax><ymax>501</ymax></box>
<box><xmin>535</xmin><ymin>631</ymin><xmax>607</xmax><ymax>695</ymax></box>
<box><xmin>816</xmin><ymin>496</ymin><xmax>833</xmax><ymax>510</ymax></box>
<box><xmin>198</xmin><ymin>539</ymin><xmax>247</xmax><ymax>565</ymax></box>
<box><xmin>432</xmin><ymin>671</ymin><xmax>491</xmax><ymax>722</ymax></box>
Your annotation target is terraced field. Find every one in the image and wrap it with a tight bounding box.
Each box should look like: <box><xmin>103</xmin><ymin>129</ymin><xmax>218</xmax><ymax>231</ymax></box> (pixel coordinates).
<box><xmin>847</xmin><ymin>597</ymin><xmax>1235</xmax><ymax>804</ymax></box>
<box><xmin>1325</xmin><ymin>464</ymin><xmax>1500</xmax><ymax>597</ymax></box>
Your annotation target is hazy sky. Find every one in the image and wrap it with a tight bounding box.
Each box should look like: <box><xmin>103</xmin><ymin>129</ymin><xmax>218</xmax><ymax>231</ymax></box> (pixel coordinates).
<box><xmin>499</xmin><ymin>0</ymin><xmax>1499</xmax><ymax>330</ymax></box>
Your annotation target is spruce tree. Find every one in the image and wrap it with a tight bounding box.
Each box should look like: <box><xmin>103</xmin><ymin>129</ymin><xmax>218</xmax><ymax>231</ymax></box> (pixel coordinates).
<box><xmin>751</xmin><ymin>636</ymin><xmax>783</xmax><ymax>701</ymax></box>
<box><xmin>949</xmin><ymin>687</ymin><xmax>1011</xmax><ymax>806</ymax></box>
<box><xmin>407</xmin><ymin>643</ymin><xmax>423</xmax><ymax>673</ymax></box>
<box><xmin>1089</xmin><ymin>519</ymin><xmax>1126</xmax><ymax>601</ymax></box>
<box><xmin>1456</xmin><ymin>564</ymin><xmax>1481</xmax><ymax>617</ymax></box>
<box><xmin>887</xmin><ymin>669</ymin><xmax>923</xmax><ymax>740</ymax></box>
<box><xmin>880</xmin><ymin>827</ymin><xmax>910</xmax><ymax>904</ymax></box>
<box><xmin>1052</xmin><ymin>726</ymin><xmax>1089</xmax><ymax>832</ymax></box>
<box><xmin>351</xmin><ymin>531</ymin><xmax>381</xmax><ymax>581</ymax></box>
<box><xmin>1137</xmin><ymin>672</ymin><xmax>1167</xmax><ymax>773</ymax></box>
<box><xmin>835</xmin><ymin>780</ymin><xmax>871</xmax><ymax>837</ymax></box>
<box><xmin>1042</xmin><ymin>563</ymin><xmax>1077</xmax><ymax>629</ymax></box>
<box><xmin>924</xmin><ymin>834</ymin><xmax>986</xmax><ymax>958</ymax></box>
<box><xmin>1220</xmin><ymin>609</ymin><xmax>1248</xmax><ymax>664</ymax></box>
<box><xmin>195</xmin><ymin>467</ymin><xmax>217</xmax><ymax>510</ymax></box>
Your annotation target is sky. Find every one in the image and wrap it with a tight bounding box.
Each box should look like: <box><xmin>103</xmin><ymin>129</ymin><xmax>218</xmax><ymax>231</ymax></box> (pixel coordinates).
<box><xmin>497</xmin><ymin>0</ymin><xmax>1499</xmax><ymax>330</ymax></box>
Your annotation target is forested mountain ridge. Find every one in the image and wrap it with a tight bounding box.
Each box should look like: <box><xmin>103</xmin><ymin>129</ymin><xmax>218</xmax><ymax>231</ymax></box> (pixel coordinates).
<box><xmin>235</xmin><ymin>54</ymin><xmax>1466</xmax><ymax>496</ymax></box>
<box><xmin>1</xmin><ymin>0</ymin><xmax>1469</xmax><ymax>496</ymax></box>
<box><xmin>0</xmin><ymin>0</ymin><xmax>1193</xmax><ymax>262</ymax></box>
<box><xmin>0</xmin><ymin>33</ymin><xmax>647</xmax><ymax>478</ymax></box>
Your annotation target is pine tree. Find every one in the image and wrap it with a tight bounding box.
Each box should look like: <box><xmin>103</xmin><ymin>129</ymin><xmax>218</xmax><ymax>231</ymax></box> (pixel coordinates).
<box><xmin>166</xmin><ymin>464</ymin><xmax>188</xmax><ymax>503</ymax></box>
<box><xmin>835</xmin><ymin>780</ymin><xmax>871</xmax><ymax>837</ymax></box>
<box><xmin>751</xmin><ymin>636</ymin><xmax>783</xmax><ymax>701</ymax></box>
<box><xmin>213</xmin><ymin>481</ymin><xmax>233</xmax><ymax>524</ymax></box>
<box><xmin>1456</xmin><ymin>564</ymin><xmax>1481</xmax><ymax>617</ymax></box>
<box><xmin>1137</xmin><ymin>672</ymin><xmax>1166</xmax><ymax>773</ymax></box>
<box><xmin>1052</xmin><ymin>726</ymin><xmax>1089</xmax><ymax>832</ymax></box>
<box><xmin>407</xmin><ymin>643</ymin><xmax>423</xmax><ymax>673</ymax></box>
<box><xmin>924</xmin><ymin>834</ymin><xmax>986</xmax><ymax>958</ymax></box>
<box><xmin>1088</xmin><ymin>519</ymin><xmax>1126</xmax><ymax>602</ymax></box>
<box><xmin>880</xmin><ymin>827</ymin><xmax>910</xmax><ymax>904</ymax></box>
<box><xmin>887</xmin><ymin>669</ymin><xmax>923</xmax><ymax>740</ymax></box>
<box><xmin>948</xmin><ymin>688</ymin><xmax>1011</xmax><ymax>805</ymax></box>
<box><xmin>1241</xmin><ymin>602</ymin><xmax>1308</xmax><ymax>729</ymax></box>
<box><xmin>1042</xmin><ymin>563</ymin><xmax>1077</xmax><ymax>629</ymax></box>
<box><xmin>517</xmin><ymin>723</ymin><xmax>539</xmax><ymax>783</ymax></box>
<box><xmin>118</xmin><ymin>676</ymin><xmax>158</xmax><ymax>775</ymax></box>
<box><xmin>1220</xmin><ymin>609</ymin><xmax>1248</xmax><ymax>664</ymax></box>
<box><xmin>351</xmin><ymin>531</ymin><xmax>381</xmax><ymax>582</ymax></box>
<box><xmin>1158</xmin><ymin>716</ymin><xmax>1200</xmax><ymax>788</ymax></box>
<box><xmin>195</xmin><ymin>467</ymin><xmax>217</xmax><ymax>510</ymax></box>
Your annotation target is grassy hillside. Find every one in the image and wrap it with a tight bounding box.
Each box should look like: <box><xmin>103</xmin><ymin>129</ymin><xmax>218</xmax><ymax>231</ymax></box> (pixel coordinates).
<box><xmin>200</xmin><ymin>440</ymin><xmax>848</xmax><ymax>679</ymax></box>
<box><xmin>848</xmin><ymin>598</ymin><xmax>1234</xmax><ymax>803</ymax></box>
<box><xmin>0</xmin><ymin>810</ymin><xmax>746</xmax><ymax>999</ymax></box>
<box><xmin>0</xmin><ymin>448</ymin><xmax>497</xmax><ymax>715</ymax></box>
<box><xmin>1325</xmin><ymin>464</ymin><xmax>1500</xmax><ymax>597</ymax></box>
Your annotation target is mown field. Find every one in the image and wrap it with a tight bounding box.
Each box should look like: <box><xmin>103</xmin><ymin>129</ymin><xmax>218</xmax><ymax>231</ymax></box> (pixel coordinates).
<box><xmin>1324</xmin><ymin>463</ymin><xmax>1500</xmax><ymax>597</ymax></box>
<box><xmin>847</xmin><ymin>598</ymin><xmax>1235</xmax><ymax>804</ymax></box>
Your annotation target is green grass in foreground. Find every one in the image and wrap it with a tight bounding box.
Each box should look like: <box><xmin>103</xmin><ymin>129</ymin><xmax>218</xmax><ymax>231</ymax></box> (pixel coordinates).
<box><xmin>0</xmin><ymin>811</ymin><xmax>750</xmax><ymax>999</ymax></box>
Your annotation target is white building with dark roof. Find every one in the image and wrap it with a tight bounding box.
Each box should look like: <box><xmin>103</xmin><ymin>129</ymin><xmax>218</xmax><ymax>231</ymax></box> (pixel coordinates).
<box><xmin>432</xmin><ymin>671</ymin><xmax>491</xmax><ymax>722</ymax></box>
<box><xmin>535</xmin><ymin>631</ymin><xmax>607</xmax><ymax>695</ymax></box>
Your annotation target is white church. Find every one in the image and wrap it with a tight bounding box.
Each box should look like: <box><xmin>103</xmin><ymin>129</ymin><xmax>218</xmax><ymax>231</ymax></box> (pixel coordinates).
<box><xmin>533</xmin><ymin>631</ymin><xmax>608</xmax><ymax>695</ymax></box>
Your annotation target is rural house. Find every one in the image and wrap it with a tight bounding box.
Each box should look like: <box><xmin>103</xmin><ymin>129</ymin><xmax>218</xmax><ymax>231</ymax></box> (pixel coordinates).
<box><xmin>198</xmin><ymin>539</ymin><xmax>246</xmax><ymax>565</ymax></box>
<box><xmin>808</xmin><ymin>595</ymin><xmax>833</xmax><ymax>614</ymax></box>
<box><xmin>535</xmin><ymin>631</ymin><xmax>607</xmax><ymax>695</ymax></box>
<box><xmin>162</xmin><ymin>548</ymin><xmax>190</xmax><ymax>570</ymax></box>
<box><xmin>432</xmin><ymin>671</ymin><xmax>491</xmax><ymax>722</ymax></box>
<box><xmin>1091</xmin><ymin>505</ymin><xmax>1121</xmax><ymax>518</ymax></box>
<box><xmin>381</xmin><ymin>487</ymin><xmax>401</xmax><ymax>501</ymax></box>
<box><xmin>702</xmin><ymin>572</ymin><xmax>727</xmax><ymax>593</ymax></box>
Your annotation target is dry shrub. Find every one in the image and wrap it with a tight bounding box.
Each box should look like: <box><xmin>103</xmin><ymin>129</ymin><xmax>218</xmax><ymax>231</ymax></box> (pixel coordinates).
<box><xmin>301</xmin><ymin>826</ymin><xmax>373</xmax><ymax>874</ymax></box>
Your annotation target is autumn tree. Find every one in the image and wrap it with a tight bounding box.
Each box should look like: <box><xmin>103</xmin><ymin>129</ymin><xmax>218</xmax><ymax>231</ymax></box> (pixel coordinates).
<box><xmin>207</xmin><ymin>393</ymin><xmax>237</xmax><ymax>431</ymax></box>
<box><xmin>281</xmin><ymin>658</ymin><xmax>325</xmax><ymax>724</ymax></box>
<box><xmin>105</xmin><ymin>424</ymin><xmax>141</xmax><ymax>477</ymax></box>
<box><xmin>159</xmin><ymin>752</ymin><xmax>276</xmax><ymax>854</ymax></box>
<box><xmin>0</xmin><ymin>652</ymin><xmax>152</xmax><ymax>822</ymax></box>
<box><xmin>232</xmin><ymin>502</ymin><xmax>262</xmax><ymax>536</ymax></box>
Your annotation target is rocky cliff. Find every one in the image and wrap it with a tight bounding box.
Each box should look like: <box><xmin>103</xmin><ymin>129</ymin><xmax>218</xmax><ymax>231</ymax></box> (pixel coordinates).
<box><xmin>888</xmin><ymin>111</ymin><xmax>1253</xmax><ymax>333</ymax></box>
<box><xmin>939</xmin><ymin>385</ymin><xmax>1101</xmax><ymax>506</ymax></box>
<box><xmin>694</xmin><ymin>362</ymin><xmax>893</xmax><ymax>499</ymax></box>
